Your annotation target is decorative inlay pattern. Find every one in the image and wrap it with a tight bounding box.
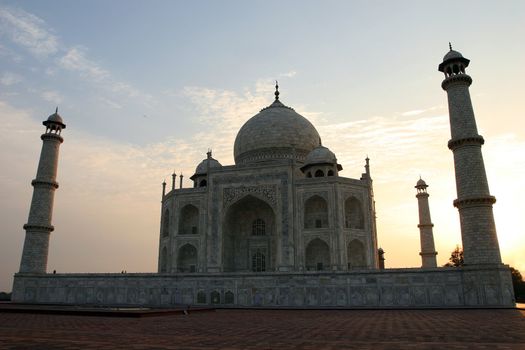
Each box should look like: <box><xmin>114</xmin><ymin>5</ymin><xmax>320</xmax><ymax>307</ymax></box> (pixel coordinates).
<box><xmin>223</xmin><ymin>185</ymin><xmax>277</xmax><ymax>208</ymax></box>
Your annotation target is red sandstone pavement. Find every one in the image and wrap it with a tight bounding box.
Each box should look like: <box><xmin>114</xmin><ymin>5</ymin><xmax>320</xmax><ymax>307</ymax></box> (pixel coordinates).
<box><xmin>0</xmin><ymin>309</ymin><xmax>524</xmax><ymax>349</ymax></box>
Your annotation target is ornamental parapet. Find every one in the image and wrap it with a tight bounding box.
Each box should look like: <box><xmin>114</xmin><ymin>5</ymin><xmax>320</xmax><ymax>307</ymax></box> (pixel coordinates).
<box><xmin>31</xmin><ymin>179</ymin><xmax>59</xmax><ymax>189</ymax></box>
<box><xmin>448</xmin><ymin>135</ymin><xmax>484</xmax><ymax>150</ymax></box>
<box><xmin>453</xmin><ymin>195</ymin><xmax>496</xmax><ymax>208</ymax></box>
<box><xmin>41</xmin><ymin>133</ymin><xmax>64</xmax><ymax>143</ymax></box>
<box><xmin>441</xmin><ymin>74</ymin><xmax>472</xmax><ymax>90</ymax></box>
<box><xmin>23</xmin><ymin>223</ymin><xmax>54</xmax><ymax>232</ymax></box>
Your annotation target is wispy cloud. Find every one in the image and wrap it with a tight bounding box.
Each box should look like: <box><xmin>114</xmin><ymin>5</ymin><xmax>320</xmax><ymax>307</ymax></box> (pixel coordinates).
<box><xmin>0</xmin><ymin>6</ymin><xmax>59</xmax><ymax>57</ymax></box>
<box><xmin>0</xmin><ymin>6</ymin><xmax>155</xmax><ymax>110</ymax></box>
<box><xmin>41</xmin><ymin>90</ymin><xmax>62</xmax><ymax>104</ymax></box>
<box><xmin>59</xmin><ymin>46</ymin><xmax>109</xmax><ymax>82</ymax></box>
<box><xmin>99</xmin><ymin>97</ymin><xmax>123</xmax><ymax>110</ymax></box>
<box><xmin>280</xmin><ymin>70</ymin><xmax>297</xmax><ymax>78</ymax></box>
<box><xmin>0</xmin><ymin>72</ymin><xmax>22</xmax><ymax>86</ymax></box>
<box><xmin>399</xmin><ymin>105</ymin><xmax>443</xmax><ymax>117</ymax></box>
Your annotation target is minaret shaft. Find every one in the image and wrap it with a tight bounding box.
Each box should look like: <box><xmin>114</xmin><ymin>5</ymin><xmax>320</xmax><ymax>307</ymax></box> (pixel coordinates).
<box><xmin>19</xmin><ymin>113</ymin><xmax>65</xmax><ymax>273</ymax></box>
<box><xmin>441</xmin><ymin>54</ymin><xmax>502</xmax><ymax>265</ymax></box>
<box><xmin>415</xmin><ymin>180</ymin><xmax>437</xmax><ymax>268</ymax></box>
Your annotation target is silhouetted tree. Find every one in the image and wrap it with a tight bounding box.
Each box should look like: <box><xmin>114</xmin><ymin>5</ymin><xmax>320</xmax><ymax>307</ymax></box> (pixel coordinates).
<box><xmin>510</xmin><ymin>267</ymin><xmax>525</xmax><ymax>301</ymax></box>
<box><xmin>444</xmin><ymin>245</ymin><xmax>464</xmax><ymax>267</ymax></box>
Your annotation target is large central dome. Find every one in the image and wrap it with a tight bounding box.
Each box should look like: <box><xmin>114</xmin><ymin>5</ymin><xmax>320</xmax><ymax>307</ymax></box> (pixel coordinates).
<box><xmin>234</xmin><ymin>98</ymin><xmax>321</xmax><ymax>165</ymax></box>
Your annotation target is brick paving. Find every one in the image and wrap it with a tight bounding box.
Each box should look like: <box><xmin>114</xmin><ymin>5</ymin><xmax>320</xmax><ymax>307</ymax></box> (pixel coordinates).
<box><xmin>0</xmin><ymin>309</ymin><xmax>524</xmax><ymax>349</ymax></box>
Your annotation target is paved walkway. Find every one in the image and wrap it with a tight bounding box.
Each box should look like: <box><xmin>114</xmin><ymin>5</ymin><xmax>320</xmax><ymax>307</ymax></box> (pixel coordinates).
<box><xmin>0</xmin><ymin>309</ymin><xmax>524</xmax><ymax>349</ymax></box>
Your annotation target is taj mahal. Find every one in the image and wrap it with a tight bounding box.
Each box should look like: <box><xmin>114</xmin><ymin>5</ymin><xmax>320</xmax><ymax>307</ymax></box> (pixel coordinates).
<box><xmin>12</xmin><ymin>47</ymin><xmax>515</xmax><ymax>308</ymax></box>
<box><xmin>158</xmin><ymin>85</ymin><xmax>379</xmax><ymax>276</ymax></box>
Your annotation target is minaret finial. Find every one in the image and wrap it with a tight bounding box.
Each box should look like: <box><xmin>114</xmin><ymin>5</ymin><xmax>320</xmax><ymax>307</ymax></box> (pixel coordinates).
<box><xmin>274</xmin><ymin>80</ymin><xmax>279</xmax><ymax>100</ymax></box>
<box><xmin>55</xmin><ymin>106</ymin><xmax>58</xmax><ymax>114</ymax></box>
<box><xmin>449</xmin><ymin>42</ymin><xmax>452</xmax><ymax>51</ymax></box>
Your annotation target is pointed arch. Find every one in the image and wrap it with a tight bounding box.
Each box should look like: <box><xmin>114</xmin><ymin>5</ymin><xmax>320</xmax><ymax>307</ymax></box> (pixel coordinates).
<box><xmin>345</xmin><ymin>196</ymin><xmax>364</xmax><ymax>229</ymax></box>
<box><xmin>179</xmin><ymin>204</ymin><xmax>199</xmax><ymax>235</ymax></box>
<box><xmin>314</xmin><ymin>169</ymin><xmax>324</xmax><ymax>177</ymax></box>
<box><xmin>305</xmin><ymin>238</ymin><xmax>330</xmax><ymax>271</ymax></box>
<box><xmin>304</xmin><ymin>195</ymin><xmax>328</xmax><ymax>229</ymax></box>
<box><xmin>162</xmin><ymin>209</ymin><xmax>170</xmax><ymax>237</ymax></box>
<box><xmin>223</xmin><ymin>195</ymin><xmax>275</xmax><ymax>272</ymax></box>
<box><xmin>177</xmin><ymin>244</ymin><xmax>197</xmax><ymax>272</ymax></box>
<box><xmin>159</xmin><ymin>246</ymin><xmax>168</xmax><ymax>273</ymax></box>
<box><xmin>347</xmin><ymin>239</ymin><xmax>366</xmax><ymax>269</ymax></box>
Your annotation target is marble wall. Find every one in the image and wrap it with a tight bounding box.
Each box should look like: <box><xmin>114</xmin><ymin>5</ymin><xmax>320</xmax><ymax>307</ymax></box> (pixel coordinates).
<box><xmin>12</xmin><ymin>265</ymin><xmax>515</xmax><ymax>308</ymax></box>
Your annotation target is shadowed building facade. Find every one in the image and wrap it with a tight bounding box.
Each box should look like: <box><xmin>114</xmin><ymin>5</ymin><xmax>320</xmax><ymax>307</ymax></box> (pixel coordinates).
<box><xmin>12</xmin><ymin>48</ymin><xmax>515</xmax><ymax>308</ymax></box>
<box><xmin>158</xmin><ymin>85</ymin><xmax>379</xmax><ymax>275</ymax></box>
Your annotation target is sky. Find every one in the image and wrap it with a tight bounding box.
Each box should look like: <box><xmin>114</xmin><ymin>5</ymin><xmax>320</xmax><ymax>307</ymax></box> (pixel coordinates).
<box><xmin>0</xmin><ymin>0</ymin><xmax>524</xmax><ymax>292</ymax></box>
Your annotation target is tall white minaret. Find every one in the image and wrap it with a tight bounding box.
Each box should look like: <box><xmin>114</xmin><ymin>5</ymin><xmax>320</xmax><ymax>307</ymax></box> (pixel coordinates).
<box><xmin>19</xmin><ymin>109</ymin><xmax>66</xmax><ymax>273</ymax></box>
<box><xmin>439</xmin><ymin>45</ymin><xmax>502</xmax><ymax>265</ymax></box>
<box><xmin>415</xmin><ymin>178</ymin><xmax>437</xmax><ymax>268</ymax></box>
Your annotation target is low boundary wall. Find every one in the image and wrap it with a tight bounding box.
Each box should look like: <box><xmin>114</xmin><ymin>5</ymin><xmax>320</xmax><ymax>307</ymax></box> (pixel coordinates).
<box><xmin>12</xmin><ymin>265</ymin><xmax>515</xmax><ymax>308</ymax></box>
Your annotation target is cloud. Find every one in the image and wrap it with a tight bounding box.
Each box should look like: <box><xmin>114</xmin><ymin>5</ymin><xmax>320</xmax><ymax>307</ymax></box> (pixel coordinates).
<box><xmin>280</xmin><ymin>70</ymin><xmax>297</xmax><ymax>78</ymax></box>
<box><xmin>99</xmin><ymin>97</ymin><xmax>123</xmax><ymax>110</ymax></box>
<box><xmin>0</xmin><ymin>6</ymin><xmax>155</xmax><ymax>110</ymax></box>
<box><xmin>0</xmin><ymin>43</ymin><xmax>23</xmax><ymax>62</ymax></box>
<box><xmin>0</xmin><ymin>72</ymin><xmax>22</xmax><ymax>86</ymax></box>
<box><xmin>58</xmin><ymin>47</ymin><xmax>156</xmax><ymax>108</ymax></box>
<box><xmin>41</xmin><ymin>90</ymin><xmax>63</xmax><ymax>104</ymax></box>
<box><xmin>0</xmin><ymin>6</ymin><xmax>59</xmax><ymax>57</ymax></box>
<box><xmin>399</xmin><ymin>105</ymin><xmax>443</xmax><ymax>117</ymax></box>
<box><xmin>59</xmin><ymin>47</ymin><xmax>109</xmax><ymax>82</ymax></box>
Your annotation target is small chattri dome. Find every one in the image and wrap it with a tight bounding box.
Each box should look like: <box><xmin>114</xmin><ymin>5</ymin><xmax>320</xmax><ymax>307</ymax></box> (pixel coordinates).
<box><xmin>415</xmin><ymin>178</ymin><xmax>428</xmax><ymax>188</ymax></box>
<box><xmin>304</xmin><ymin>145</ymin><xmax>337</xmax><ymax>166</ymax></box>
<box><xmin>43</xmin><ymin>107</ymin><xmax>66</xmax><ymax>129</ymax></box>
<box><xmin>438</xmin><ymin>44</ymin><xmax>470</xmax><ymax>73</ymax></box>
<box><xmin>301</xmin><ymin>145</ymin><xmax>343</xmax><ymax>172</ymax></box>
<box><xmin>194</xmin><ymin>158</ymin><xmax>221</xmax><ymax>175</ymax></box>
<box><xmin>443</xmin><ymin>49</ymin><xmax>463</xmax><ymax>61</ymax></box>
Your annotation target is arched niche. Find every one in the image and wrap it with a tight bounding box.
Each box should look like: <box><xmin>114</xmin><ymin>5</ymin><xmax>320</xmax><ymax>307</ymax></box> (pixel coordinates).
<box><xmin>223</xmin><ymin>195</ymin><xmax>275</xmax><ymax>272</ymax></box>
<box><xmin>304</xmin><ymin>195</ymin><xmax>328</xmax><ymax>229</ymax></box>
<box><xmin>162</xmin><ymin>209</ymin><xmax>170</xmax><ymax>237</ymax></box>
<box><xmin>345</xmin><ymin>196</ymin><xmax>364</xmax><ymax>229</ymax></box>
<box><xmin>159</xmin><ymin>246</ymin><xmax>168</xmax><ymax>273</ymax></box>
<box><xmin>347</xmin><ymin>239</ymin><xmax>366</xmax><ymax>269</ymax></box>
<box><xmin>179</xmin><ymin>204</ymin><xmax>199</xmax><ymax>235</ymax></box>
<box><xmin>177</xmin><ymin>244</ymin><xmax>197</xmax><ymax>272</ymax></box>
<box><xmin>305</xmin><ymin>238</ymin><xmax>330</xmax><ymax>271</ymax></box>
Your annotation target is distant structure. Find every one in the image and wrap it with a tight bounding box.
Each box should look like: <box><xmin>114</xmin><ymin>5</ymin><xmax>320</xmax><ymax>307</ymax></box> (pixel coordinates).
<box><xmin>19</xmin><ymin>109</ymin><xmax>65</xmax><ymax>273</ymax></box>
<box><xmin>415</xmin><ymin>178</ymin><xmax>437</xmax><ymax>268</ymax></box>
<box><xmin>12</xmin><ymin>47</ymin><xmax>515</xmax><ymax>308</ymax></box>
<box><xmin>438</xmin><ymin>47</ymin><xmax>502</xmax><ymax>265</ymax></box>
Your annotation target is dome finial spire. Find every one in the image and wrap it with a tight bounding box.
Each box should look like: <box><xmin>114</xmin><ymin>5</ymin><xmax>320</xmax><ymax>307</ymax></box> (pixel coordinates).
<box><xmin>55</xmin><ymin>106</ymin><xmax>58</xmax><ymax>114</ymax></box>
<box><xmin>449</xmin><ymin>42</ymin><xmax>452</xmax><ymax>51</ymax></box>
<box><xmin>274</xmin><ymin>80</ymin><xmax>279</xmax><ymax>100</ymax></box>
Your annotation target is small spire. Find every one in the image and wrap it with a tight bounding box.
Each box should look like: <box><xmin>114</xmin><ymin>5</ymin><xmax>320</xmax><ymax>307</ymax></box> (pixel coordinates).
<box><xmin>449</xmin><ymin>42</ymin><xmax>452</xmax><ymax>51</ymax></box>
<box><xmin>207</xmin><ymin>149</ymin><xmax>212</xmax><ymax>159</ymax></box>
<box><xmin>55</xmin><ymin>106</ymin><xmax>58</xmax><ymax>114</ymax></box>
<box><xmin>274</xmin><ymin>80</ymin><xmax>280</xmax><ymax>100</ymax></box>
<box><xmin>318</xmin><ymin>137</ymin><xmax>322</xmax><ymax>146</ymax></box>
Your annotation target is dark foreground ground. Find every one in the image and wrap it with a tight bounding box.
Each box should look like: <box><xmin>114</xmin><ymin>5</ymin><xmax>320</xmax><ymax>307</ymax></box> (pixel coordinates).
<box><xmin>0</xmin><ymin>308</ymin><xmax>524</xmax><ymax>349</ymax></box>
